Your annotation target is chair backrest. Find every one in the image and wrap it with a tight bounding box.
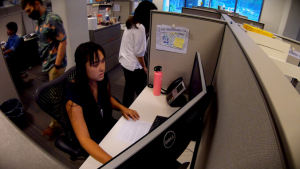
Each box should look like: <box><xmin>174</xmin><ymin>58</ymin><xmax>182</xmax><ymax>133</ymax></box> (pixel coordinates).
<box><xmin>35</xmin><ymin>66</ymin><xmax>76</xmax><ymax>139</ymax></box>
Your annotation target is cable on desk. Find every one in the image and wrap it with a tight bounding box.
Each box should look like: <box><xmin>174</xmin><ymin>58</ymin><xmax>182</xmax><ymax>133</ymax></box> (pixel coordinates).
<box><xmin>147</xmin><ymin>84</ymin><xmax>167</xmax><ymax>95</ymax></box>
<box><xmin>185</xmin><ymin>148</ymin><xmax>194</xmax><ymax>153</ymax></box>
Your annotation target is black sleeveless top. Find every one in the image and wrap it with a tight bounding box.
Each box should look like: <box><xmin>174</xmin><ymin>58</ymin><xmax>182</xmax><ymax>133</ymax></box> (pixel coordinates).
<box><xmin>65</xmin><ymin>73</ymin><xmax>115</xmax><ymax>143</ymax></box>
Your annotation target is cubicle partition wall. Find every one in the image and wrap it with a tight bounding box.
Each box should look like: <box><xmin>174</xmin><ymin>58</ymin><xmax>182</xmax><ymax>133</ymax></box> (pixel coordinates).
<box><xmin>148</xmin><ymin>11</ymin><xmax>300</xmax><ymax>169</ymax></box>
<box><xmin>195</xmin><ymin>14</ymin><xmax>300</xmax><ymax>169</ymax></box>
<box><xmin>148</xmin><ymin>11</ymin><xmax>225</xmax><ymax>91</ymax></box>
<box><xmin>196</xmin><ymin>24</ymin><xmax>285</xmax><ymax>169</ymax></box>
<box><xmin>182</xmin><ymin>7</ymin><xmax>221</xmax><ymax>20</ymax></box>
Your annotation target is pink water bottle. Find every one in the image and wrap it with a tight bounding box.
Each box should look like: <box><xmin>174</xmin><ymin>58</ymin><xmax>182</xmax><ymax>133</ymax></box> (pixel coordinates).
<box><xmin>153</xmin><ymin>66</ymin><xmax>163</xmax><ymax>96</ymax></box>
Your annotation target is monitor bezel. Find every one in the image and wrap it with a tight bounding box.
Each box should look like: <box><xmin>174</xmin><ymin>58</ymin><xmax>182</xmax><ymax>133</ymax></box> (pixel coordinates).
<box><xmin>100</xmin><ymin>52</ymin><xmax>206</xmax><ymax>168</ymax></box>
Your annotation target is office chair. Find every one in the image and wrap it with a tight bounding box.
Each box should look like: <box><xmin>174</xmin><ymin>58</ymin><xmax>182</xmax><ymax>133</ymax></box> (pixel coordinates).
<box><xmin>35</xmin><ymin>66</ymin><xmax>121</xmax><ymax>160</ymax></box>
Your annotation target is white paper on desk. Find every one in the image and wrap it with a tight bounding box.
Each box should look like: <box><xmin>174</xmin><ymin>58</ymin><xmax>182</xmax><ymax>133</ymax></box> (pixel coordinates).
<box><xmin>113</xmin><ymin>4</ymin><xmax>120</xmax><ymax>11</ymax></box>
<box><xmin>116</xmin><ymin>120</ymin><xmax>151</xmax><ymax>144</ymax></box>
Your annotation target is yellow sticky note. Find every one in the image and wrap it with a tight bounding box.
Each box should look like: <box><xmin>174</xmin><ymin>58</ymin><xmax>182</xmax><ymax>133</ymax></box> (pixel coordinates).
<box><xmin>174</xmin><ymin>38</ymin><xmax>185</xmax><ymax>49</ymax></box>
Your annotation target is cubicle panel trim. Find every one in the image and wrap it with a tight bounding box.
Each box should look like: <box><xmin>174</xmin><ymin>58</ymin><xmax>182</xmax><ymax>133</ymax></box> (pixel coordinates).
<box><xmin>182</xmin><ymin>7</ymin><xmax>219</xmax><ymax>14</ymax></box>
<box><xmin>274</xmin><ymin>34</ymin><xmax>300</xmax><ymax>46</ymax></box>
<box><xmin>151</xmin><ymin>10</ymin><xmax>226</xmax><ymax>24</ymax></box>
<box><xmin>182</xmin><ymin>7</ymin><xmax>222</xmax><ymax>20</ymax></box>
<box><xmin>222</xmin><ymin>14</ymin><xmax>300</xmax><ymax>169</ymax></box>
<box><xmin>229</xmin><ymin>15</ymin><xmax>265</xmax><ymax>29</ymax></box>
<box><xmin>192</xmin><ymin>6</ymin><xmax>218</xmax><ymax>12</ymax></box>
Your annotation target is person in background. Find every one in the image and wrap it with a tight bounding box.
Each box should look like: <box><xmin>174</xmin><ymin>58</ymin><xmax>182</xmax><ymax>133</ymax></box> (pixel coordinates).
<box><xmin>2</xmin><ymin>22</ymin><xmax>21</xmax><ymax>58</ymax></box>
<box><xmin>22</xmin><ymin>0</ymin><xmax>67</xmax><ymax>136</ymax></box>
<box><xmin>119</xmin><ymin>1</ymin><xmax>157</xmax><ymax>108</ymax></box>
<box><xmin>66</xmin><ymin>42</ymin><xmax>140</xmax><ymax>164</ymax></box>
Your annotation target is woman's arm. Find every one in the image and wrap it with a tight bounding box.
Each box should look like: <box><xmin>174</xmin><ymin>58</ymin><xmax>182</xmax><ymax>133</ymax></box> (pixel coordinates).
<box><xmin>107</xmin><ymin>83</ymin><xmax>140</xmax><ymax>121</ymax></box>
<box><xmin>137</xmin><ymin>57</ymin><xmax>148</xmax><ymax>74</ymax></box>
<box><xmin>66</xmin><ymin>100</ymin><xmax>112</xmax><ymax>163</ymax></box>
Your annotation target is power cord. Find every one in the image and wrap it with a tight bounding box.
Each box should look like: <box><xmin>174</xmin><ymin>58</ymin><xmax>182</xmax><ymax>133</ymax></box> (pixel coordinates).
<box><xmin>185</xmin><ymin>148</ymin><xmax>194</xmax><ymax>153</ymax></box>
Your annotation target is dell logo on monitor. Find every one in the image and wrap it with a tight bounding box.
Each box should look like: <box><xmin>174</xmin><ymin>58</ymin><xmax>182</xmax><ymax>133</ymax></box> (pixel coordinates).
<box><xmin>163</xmin><ymin>131</ymin><xmax>176</xmax><ymax>148</ymax></box>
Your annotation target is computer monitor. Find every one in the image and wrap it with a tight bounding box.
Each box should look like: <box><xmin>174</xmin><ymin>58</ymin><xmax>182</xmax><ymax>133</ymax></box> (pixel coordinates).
<box><xmin>100</xmin><ymin>52</ymin><xmax>211</xmax><ymax>169</ymax></box>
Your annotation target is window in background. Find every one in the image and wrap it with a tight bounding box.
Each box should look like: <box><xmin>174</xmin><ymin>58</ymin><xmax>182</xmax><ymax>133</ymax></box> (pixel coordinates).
<box><xmin>202</xmin><ymin>0</ymin><xmax>211</xmax><ymax>7</ymax></box>
<box><xmin>211</xmin><ymin>0</ymin><xmax>236</xmax><ymax>12</ymax></box>
<box><xmin>236</xmin><ymin>0</ymin><xmax>263</xmax><ymax>21</ymax></box>
<box><xmin>186</xmin><ymin>0</ymin><xmax>200</xmax><ymax>8</ymax></box>
<box><xmin>163</xmin><ymin>0</ymin><xmax>264</xmax><ymax>22</ymax></box>
<box><xmin>169</xmin><ymin>0</ymin><xmax>186</xmax><ymax>12</ymax></box>
<box><xmin>163</xmin><ymin>0</ymin><xmax>170</xmax><ymax>11</ymax></box>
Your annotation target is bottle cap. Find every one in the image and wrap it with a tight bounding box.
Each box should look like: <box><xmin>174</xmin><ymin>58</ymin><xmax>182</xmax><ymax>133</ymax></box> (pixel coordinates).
<box><xmin>154</xmin><ymin>66</ymin><xmax>162</xmax><ymax>71</ymax></box>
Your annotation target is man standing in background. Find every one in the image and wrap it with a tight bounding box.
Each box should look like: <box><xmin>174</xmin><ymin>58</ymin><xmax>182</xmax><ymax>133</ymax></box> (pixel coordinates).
<box><xmin>22</xmin><ymin>0</ymin><xmax>67</xmax><ymax>136</ymax></box>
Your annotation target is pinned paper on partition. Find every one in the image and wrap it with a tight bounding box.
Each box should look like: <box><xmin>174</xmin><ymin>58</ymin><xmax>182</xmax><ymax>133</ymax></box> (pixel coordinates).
<box><xmin>156</xmin><ymin>25</ymin><xmax>189</xmax><ymax>54</ymax></box>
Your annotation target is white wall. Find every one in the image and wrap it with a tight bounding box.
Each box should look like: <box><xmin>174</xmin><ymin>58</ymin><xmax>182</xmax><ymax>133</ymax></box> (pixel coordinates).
<box><xmin>282</xmin><ymin>0</ymin><xmax>300</xmax><ymax>40</ymax></box>
<box><xmin>260</xmin><ymin>0</ymin><xmax>286</xmax><ymax>33</ymax></box>
<box><xmin>52</xmin><ymin>0</ymin><xmax>90</xmax><ymax>71</ymax></box>
<box><xmin>277</xmin><ymin>0</ymin><xmax>292</xmax><ymax>35</ymax></box>
<box><xmin>153</xmin><ymin>0</ymin><xmax>163</xmax><ymax>11</ymax></box>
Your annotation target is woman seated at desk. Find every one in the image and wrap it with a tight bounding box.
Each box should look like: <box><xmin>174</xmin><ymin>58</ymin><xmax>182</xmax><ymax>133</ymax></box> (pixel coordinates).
<box><xmin>65</xmin><ymin>42</ymin><xmax>140</xmax><ymax>164</ymax></box>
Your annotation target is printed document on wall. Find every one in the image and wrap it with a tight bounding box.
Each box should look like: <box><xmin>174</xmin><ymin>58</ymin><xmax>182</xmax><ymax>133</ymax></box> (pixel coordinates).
<box><xmin>156</xmin><ymin>25</ymin><xmax>189</xmax><ymax>54</ymax></box>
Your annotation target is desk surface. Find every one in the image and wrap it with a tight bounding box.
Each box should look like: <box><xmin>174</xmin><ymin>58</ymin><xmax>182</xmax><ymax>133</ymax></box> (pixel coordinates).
<box><xmin>80</xmin><ymin>87</ymin><xmax>179</xmax><ymax>169</ymax></box>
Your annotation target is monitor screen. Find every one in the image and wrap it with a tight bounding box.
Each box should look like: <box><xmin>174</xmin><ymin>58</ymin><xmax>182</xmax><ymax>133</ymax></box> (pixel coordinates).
<box><xmin>100</xmin><ymin>52</ymin><xmax>209</xmax><ymax>169</ymax></box>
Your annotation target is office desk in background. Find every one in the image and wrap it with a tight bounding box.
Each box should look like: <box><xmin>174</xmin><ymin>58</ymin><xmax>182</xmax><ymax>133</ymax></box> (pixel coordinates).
<box><xmin>80</xmin><ymin>87</ymin><xmax>179</xmax><ymax>169</ymax></box>
<box><xmin>22</xmin><ymin>37</ymin><xmax>40</xmax><ymax>67</ymax></box>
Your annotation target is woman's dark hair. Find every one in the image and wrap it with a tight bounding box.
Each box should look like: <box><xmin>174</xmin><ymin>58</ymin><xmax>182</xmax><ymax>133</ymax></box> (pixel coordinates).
<box><xmin>21</xmin><ymin>0</ymin><xmax>43</xmax><ymax>9</ymax></box>
<box><xmin>126</xmin><ymin>1</ymin><xmax>157</xmax><ymax>33</ymax></box>
<box><xmin>6</xmin><ymin>22</ymin><xmax>18</xmax><ymax>33</ymax></box>
<box><xmin>74</xmin><ymin>42</ymin><xmax>106</xmax><ymax>87</ymax></box>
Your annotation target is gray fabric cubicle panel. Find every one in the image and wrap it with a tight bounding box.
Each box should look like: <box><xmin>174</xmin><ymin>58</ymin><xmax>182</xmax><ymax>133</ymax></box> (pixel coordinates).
<box><xmin>229</xmin><ymin>16</ymin><xmax>264</xmax><ymax>29</ymax></box>
<box><xmin>195</xmin><ymin>25</ymin><xmax>285</xmax><ymax>169</ymax></box>
<box><xmin>0</xmin><ymin>47</ymin><xmax>19</xmax><ymax>104</ymax></box>
<box><xmin>148</xmin><ymin>11</ymin><xmax>226</xmax><ymax>91</ymax></box>
<box><xmin>182</xmin><ymin>7</ymin><xmax>221</xmax><ymax>19</ymax></box>
<box><xmin>0</xmin><ymin>111</ymin><xmax>66</xmax><ymax>169</ymax></box>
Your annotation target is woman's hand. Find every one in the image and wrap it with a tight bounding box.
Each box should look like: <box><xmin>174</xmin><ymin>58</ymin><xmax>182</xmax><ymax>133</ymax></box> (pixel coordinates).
<box><xmin>143</xmin><ymin>67</ymin><xmax>148</xmax><ymax>75</ymax></box>
<box><xmin>121</xmin><ymin>108</ymin><xmax>140</xmax><ymax>121</ymax></box>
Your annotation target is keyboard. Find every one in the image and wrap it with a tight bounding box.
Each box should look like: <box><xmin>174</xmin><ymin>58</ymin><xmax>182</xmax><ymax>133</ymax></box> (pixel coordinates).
<box><xmin>149</xmin><ymin>116</ymin><xmax>168</xmax><ymax>132</ymax></box>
